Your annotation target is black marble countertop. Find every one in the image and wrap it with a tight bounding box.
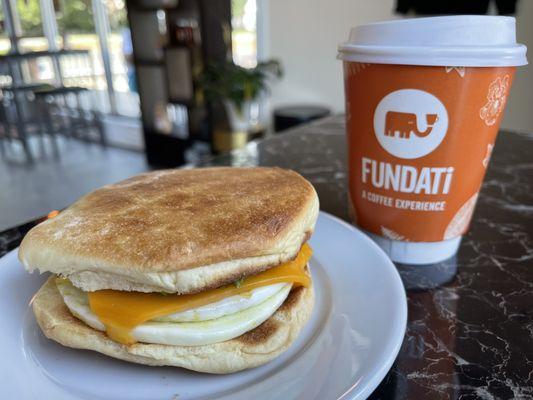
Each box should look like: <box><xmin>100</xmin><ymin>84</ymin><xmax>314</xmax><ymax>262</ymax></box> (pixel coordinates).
<box><xmin>2</xmin><ymin>116</ymin><xmax>532</xmax><ymax>399</ymax></box>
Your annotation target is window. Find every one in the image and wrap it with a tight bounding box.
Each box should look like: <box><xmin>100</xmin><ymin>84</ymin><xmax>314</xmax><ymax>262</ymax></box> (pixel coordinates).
<box><xmin>0</xmin><ymin>5</ymin><xmax>10</xmax><ymax>55</ymax></box>
<box><xmin>105</xmin><ymin>0</ymin><xmax>140</xmax><ymax>116</ymax></box>
<box><xmin>232</xmin><ymin>0</ymin><xmax>257</xmax><ymax>68</ymax></box>
<box><xmin>1</xmin><ymin>0</ymin><xmax>139</xmax><ymax>117</ymax></box>
<box><xmin>17</xmin><ymin>0</ymin><xmax>44</xmax><ymax>36</ymax></box>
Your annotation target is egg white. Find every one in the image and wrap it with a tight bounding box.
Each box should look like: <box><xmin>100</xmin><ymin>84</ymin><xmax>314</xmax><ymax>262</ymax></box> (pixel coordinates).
<box><xmin>132</xmin><ymin>285</ymin><xmax>291</xmax><ymax>346</ymax></box>
<box><xmin>56</xmin><ymin>279</ymin><xmax>292</xmax><ymax>346</ymax></box>
<box><xmin>153</xmin><ymin>283</ymin><xmax>287</xmax><ymax>322</ymax></box>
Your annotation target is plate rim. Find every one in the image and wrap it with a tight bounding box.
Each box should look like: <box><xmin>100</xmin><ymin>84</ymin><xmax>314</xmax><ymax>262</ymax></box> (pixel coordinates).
<box><xmin>316</xmin><ymin>211</ymin><xmax>407</xmax><ymax>400</ymax></box>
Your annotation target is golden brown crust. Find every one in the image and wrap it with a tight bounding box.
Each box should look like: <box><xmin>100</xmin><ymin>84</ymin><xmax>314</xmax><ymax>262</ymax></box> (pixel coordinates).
<box><xmin>19</xmin><ymin>167</ymin><xmax>319</xmax><ymax>294</ymax></box>
<box><xmin>276</xmin><ymin>285</ymin><xmax>305</xmax><ymax>313</ymax></box>
<box><xmin>235</xmin><ymin>287</ymin><xmax>305</xmax><ymax>346</ymax></box>
<box><xmin>32</xmin><ymin>276</ymin><xmax>315</xmax><ymax>374</ymax></box>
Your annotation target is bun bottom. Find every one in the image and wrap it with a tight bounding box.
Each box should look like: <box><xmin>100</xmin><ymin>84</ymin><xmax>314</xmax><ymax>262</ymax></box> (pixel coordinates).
<box><xmin>32</xmin><ymin>277</ymin><xmax>314</xmax><ymax>374</ymax></box>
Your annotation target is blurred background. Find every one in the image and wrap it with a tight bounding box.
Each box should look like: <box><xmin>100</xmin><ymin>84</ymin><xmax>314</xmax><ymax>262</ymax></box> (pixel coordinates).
<box><xmin>0</xmin><ymin>0</ymin><xmax>531</xmax><ymax>229</ymax></box>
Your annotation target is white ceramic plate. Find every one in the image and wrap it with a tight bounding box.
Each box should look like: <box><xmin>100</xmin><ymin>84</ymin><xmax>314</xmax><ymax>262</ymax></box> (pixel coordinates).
<box><xmin>0</xmin><ymin>212</ymin><xmax>407</xmax><ymax>400</ymax></box>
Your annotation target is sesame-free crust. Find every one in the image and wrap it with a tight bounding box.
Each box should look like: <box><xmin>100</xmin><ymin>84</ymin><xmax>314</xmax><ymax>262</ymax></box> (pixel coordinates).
<box><xmin>19</xmin><ymin>167</ymin><xmax>319</xmax><ymax>294</ymax></box>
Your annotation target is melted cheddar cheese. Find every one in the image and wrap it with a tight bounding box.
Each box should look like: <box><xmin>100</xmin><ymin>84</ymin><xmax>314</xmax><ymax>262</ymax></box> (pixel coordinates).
<box><xmin>88</xmin><ymin>244</ymin><xmax>312</xmax><ymax>344</ymax></box>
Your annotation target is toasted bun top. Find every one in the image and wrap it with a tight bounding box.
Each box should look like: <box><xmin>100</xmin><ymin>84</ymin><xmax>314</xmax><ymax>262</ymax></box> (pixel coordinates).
<box><xmin>19</xmin><ymin>167</ymin><xmax>319</xmax><ymax>293</ymax></box>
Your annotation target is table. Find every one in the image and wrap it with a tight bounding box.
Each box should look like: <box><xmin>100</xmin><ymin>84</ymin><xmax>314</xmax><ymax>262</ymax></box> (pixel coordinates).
<box><xmin>1</xmin><ymin>115</ymin><xmax>532</xmax><ymax>399</ymax></box>
<box><xmin>0</xmin><ymin>49</ymin><xmax>94</xmax><ymax>161</ymax></box>
<box><xmin>0</xmin><ymin>49</ymin><xmax>91</xmax><ymax>87</ymax></box>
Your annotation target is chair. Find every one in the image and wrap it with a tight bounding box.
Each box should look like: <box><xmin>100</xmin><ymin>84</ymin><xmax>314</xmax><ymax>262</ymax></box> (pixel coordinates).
<box><xmin>0</xmin><ymin>83</ymin><xmax>53</xmax><ymax>161</ymax></box>
<box><xmin>33</xmin><ymin>86</ymin><xmax>105</xmax><ymax>145</ymax></box>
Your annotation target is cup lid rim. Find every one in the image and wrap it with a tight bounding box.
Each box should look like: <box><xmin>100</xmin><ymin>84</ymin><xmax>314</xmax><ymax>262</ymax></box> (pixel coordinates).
<box><xmin>338</xmin><ymin>15</ymin><xmax>528</xmax><ymax>67</ymax></box>
<box><xmin>338</xmin><ymin>43</ymin><xmax>528</xmax><ymax>67</ymax></box>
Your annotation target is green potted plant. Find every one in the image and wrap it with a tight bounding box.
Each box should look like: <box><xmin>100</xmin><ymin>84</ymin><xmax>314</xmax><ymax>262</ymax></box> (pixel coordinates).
<box><xmin>200</xmin><ymin>60</ymin><xmax>283</xmax><ymax>135</ymax></box>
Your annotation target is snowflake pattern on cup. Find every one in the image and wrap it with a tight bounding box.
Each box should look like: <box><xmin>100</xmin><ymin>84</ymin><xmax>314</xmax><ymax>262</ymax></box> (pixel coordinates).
<box><xmin>445</xmin><ymin>66</ymin><xmax>466</xmax><ymax>77</ymax></box>
<box><xmin>444</xmin><ymin>193</ymin><xmax>479</xmax><ymax>240</ymax></box>
<box><xmin>346</xmin><ymin>62</ymin><xmax>370</xmax><ymax>77</ymax></box>
<box><xmin>344</xmin><ymin>63</ymin><xmax>370</xmax><ymax>125</ymax></box>
<box><xmin>479</xmin><ymin>75</ymin><xmax>510</xmax><ymax>126</ymax></box>
<box><xmin>380</xmin><ymin>226</ymin><xmax>407</xmax><ymax>241</ymax></box>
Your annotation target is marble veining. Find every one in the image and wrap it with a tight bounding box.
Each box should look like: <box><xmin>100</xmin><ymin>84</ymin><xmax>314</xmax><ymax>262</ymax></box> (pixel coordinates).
<box><xmin>2</xmin><ymin>116</ymin><xmax>532</xmax><ymax>399</ymax></box>
<box><xmin>206</xmin><ymin>116</ymin><xmax>533</xmax><ymax>399</ymax></box>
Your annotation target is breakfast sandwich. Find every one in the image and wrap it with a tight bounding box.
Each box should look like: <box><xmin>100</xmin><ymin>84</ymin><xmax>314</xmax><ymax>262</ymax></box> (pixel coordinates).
<box><xmin>19</xmin><ymin>167</ymin><xmax>319</xmax><ymax>374</ymax></box>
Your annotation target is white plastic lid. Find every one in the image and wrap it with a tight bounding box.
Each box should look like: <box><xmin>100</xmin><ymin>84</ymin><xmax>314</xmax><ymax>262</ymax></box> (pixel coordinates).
<box><xmin>338</xmin><ymin>16</ymin><xmax>527</xmax><ymax>67</ymax></box>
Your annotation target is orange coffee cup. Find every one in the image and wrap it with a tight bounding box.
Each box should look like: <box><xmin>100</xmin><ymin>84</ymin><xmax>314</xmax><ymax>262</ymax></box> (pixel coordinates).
<box><xmin>338</xmin><ymin>16</ymin><xmax>527</xmax><ymax>264</ymax></box>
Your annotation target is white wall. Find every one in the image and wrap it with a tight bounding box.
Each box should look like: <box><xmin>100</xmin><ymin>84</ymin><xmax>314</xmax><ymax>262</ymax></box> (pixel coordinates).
<box><xmin>259</xmin><ymin>0</ymin><xmax>397</xmax><ymax>113</ymax></box>
<box><xmin>502</xmin><ymin>0</ymin><xmax>533</xmax><ymax>132</ymax></box>
<box><xmin>260</xmin><ymin>0</ymin><xmax>533</xmax><ymax>132</ymax></box>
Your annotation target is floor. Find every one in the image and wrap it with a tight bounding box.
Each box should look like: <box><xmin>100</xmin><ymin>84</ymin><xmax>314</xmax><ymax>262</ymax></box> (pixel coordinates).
<box><xmin>101</xmin><ymin>114</ymin><xmax>144</xmax><ymax>151</ymax></box>
<box><xmin>0</xmin><ymin>136</ymin><xmax>149</xmax><ymax>231</ymax></box>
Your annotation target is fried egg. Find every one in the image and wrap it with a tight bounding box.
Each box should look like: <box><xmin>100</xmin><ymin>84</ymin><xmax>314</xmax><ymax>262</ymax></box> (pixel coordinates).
<box><xmin>56</xmin><ymin>279</ymin><xmax>292</xmax><ymax>346</ymax></box>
